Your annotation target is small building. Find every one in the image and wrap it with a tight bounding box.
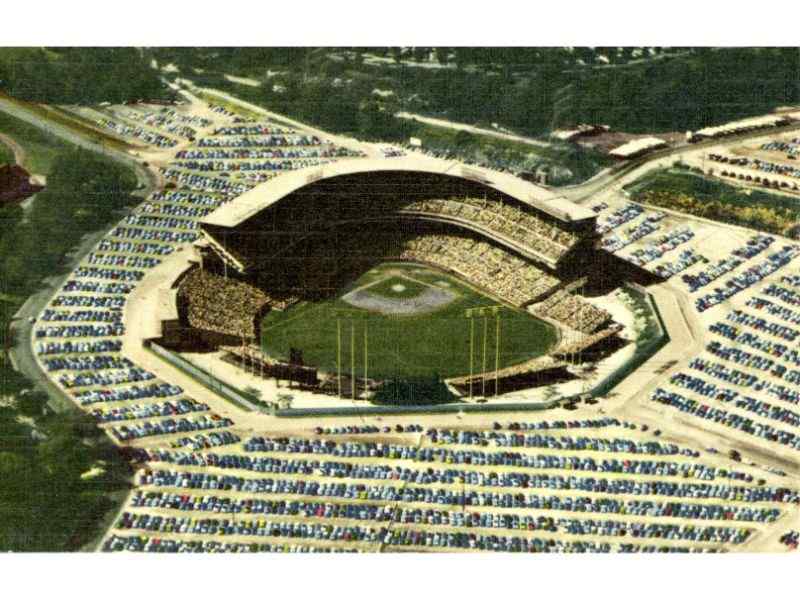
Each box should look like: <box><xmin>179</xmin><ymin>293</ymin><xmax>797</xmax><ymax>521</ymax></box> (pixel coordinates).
<box><xmin>691</xmin><ymin>115</ymin><xmax>791</xmax><ymax>141</ymax></box>
<box><xmin>551</xmin><ymin>124</ymin><xmax>610</xmax><ymax>143</ymax></box>
<box><xmin>608</xmin><ymin>137</ymin><xmax>667</xmax><ymax>160</ymax></box>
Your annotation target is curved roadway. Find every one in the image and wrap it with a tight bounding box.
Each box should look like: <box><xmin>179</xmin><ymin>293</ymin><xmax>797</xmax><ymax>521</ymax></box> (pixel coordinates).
<box><xmin>1</xmin><ymin>97</ymin><xmax>159</xmax><ymax>413</ymax></box>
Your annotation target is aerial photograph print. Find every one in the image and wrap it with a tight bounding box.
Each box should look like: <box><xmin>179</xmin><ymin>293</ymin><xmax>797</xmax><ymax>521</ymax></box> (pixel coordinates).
<box><xmin>2</xmin><ymin>5</ymin><xmax>800</xmax><ymax>592</ymax></box>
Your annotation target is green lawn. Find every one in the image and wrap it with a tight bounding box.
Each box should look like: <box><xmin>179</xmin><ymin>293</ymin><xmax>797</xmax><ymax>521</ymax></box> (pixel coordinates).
<box><xmin>625</xmin><ymin>168</ymin><xmax>800</xmax><ymax>236</ymax></box>
<box><xmin>0</xmin><ymin>111</ymin><xmax>73</xmax><ymax>175</ymax></box>
<box><xmin>0</xmin><ymin>140</ymin><xmax>13</xmax><ymax>165</ymax></box>
<box><xmin>261</xmin><ymin>263</ymin><xmax>557</xmax><ymax>379</ymax></box>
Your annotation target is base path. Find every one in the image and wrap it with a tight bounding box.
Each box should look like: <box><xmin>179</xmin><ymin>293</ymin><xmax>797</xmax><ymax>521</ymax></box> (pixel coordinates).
<box><xmin>342</xmin><ymin>284</ymin><xmax>457</xmax><ymax>316</ymax></box>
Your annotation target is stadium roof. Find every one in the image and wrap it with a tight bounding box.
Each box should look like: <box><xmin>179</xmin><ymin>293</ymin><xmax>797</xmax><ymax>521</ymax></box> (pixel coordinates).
<box><xmin>201</xmin><ymin>155</ymin><xmax>597</xmax><ymax>228</ymax></box>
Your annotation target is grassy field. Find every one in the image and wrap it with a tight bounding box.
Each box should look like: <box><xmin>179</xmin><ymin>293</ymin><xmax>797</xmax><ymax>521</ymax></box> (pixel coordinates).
<box><xmin>261</xmin><ymin>263</ymin><xmax>557</xmax><ymax>379</ymax></box>
<box><xmin>625</xmin><ymin>168</ymin><xmax>800</xmax><ymax>236</ymax></box>
<box><xmin>0</xmin><ymin>110</ymin><xmax>73</xmax><ymax>174</ymax></box>
<box><xmin>0</xmin><ymin>139</ymin><xmax>13</xmax><ymax>164</ymax></box>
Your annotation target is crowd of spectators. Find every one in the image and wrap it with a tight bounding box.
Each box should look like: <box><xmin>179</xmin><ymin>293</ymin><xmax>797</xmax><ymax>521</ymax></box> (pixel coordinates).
<box><xmin>399</xmin><ymin>233</ymin><xmax>559</xmax><ymax>306</ymax></box>
<box><xmin>399</xmin><ymin>196</ymin><xmax>579</xmax><ymax>263</ymax></box>
<box><xmin>178</xmin><ymin>267</ymin><xmax>272</xmax><ymax>339</ymax></box>
<box><xmin>533</xmin><ymin>288</ymin><xmax>611</xmax><ymax>334</ymax></box>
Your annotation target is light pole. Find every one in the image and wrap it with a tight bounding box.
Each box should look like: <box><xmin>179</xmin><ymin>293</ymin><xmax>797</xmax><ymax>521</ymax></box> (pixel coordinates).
<box><xmin>337</xmin><ymin>318</ymin><xmax>342</xmax><ymax>399</ymax></box>
<box><xmin>332</xmin><ymin>308</ymin><xmax>365</xmax><ymax>401</ymax></box>
<box><xmin>482</xmin><ymin>312</ymin><xmax>488</xmax><ymax>398</ymax></box>
<box><xmin>469</xmin><ymin>315</ymin><xmax>474</xmax><ymax>400</ymax></box>
<box><xmin>494</xmin><ymin>308</ymin><xmax>501</xmax><ymax>397</ymax></box>
<box><xmin>466</xmin><ymin>304</ymin><xmax>504</xmax><ymax>400</ymax></box>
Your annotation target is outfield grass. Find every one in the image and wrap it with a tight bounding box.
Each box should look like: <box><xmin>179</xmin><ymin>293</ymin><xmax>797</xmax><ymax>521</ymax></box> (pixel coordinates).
<box><xmin>261</xmin><ymin>264</ymin><xmax>557</xmax><ymax>379</ymax></box>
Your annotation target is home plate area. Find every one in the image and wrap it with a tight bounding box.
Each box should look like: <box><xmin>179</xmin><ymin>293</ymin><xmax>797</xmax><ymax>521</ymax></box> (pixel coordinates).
<box><xmin>341</xmin><ymin>273</ymin><xmax>457</xmax><ymax>316</ymax></box>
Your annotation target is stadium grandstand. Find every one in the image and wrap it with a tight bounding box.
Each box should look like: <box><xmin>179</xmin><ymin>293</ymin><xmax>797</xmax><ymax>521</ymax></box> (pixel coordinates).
<box><xmin>178</xmin><ymin>158</ymin><xmax>609</xmax><ymax>344</ymax></box>
<box><xmin>198</xmin><ymin>158</ymin><xmax>599</xmax><ymax>273</ymax></box>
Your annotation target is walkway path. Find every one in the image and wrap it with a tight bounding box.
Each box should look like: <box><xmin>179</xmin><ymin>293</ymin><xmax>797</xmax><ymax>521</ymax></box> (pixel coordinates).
<box><xmin>0</xmin><ymin>131</ymin><xmax>27</xmax><ymax>166</ymax></box>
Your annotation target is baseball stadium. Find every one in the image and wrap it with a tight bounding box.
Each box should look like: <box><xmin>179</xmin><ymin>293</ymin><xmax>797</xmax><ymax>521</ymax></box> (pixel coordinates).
<box><xmin>8</xmin><ymin>56</ymin><xmax>800</xmax><ymax>556</ymax></box>
<box><xmin>163</xmin><ymin>158</ymin><xmax>635</xmax><ymax>401</ymax></box>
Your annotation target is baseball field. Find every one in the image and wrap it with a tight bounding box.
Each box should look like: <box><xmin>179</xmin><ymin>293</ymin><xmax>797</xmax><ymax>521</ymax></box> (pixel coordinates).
<box><xmin>260</xmin><ymin>262</ymin><xmax>558</xmax><ymax>379</ymax></box>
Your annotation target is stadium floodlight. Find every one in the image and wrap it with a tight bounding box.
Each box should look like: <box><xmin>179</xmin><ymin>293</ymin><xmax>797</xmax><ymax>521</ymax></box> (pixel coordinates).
<box><xmin>330</xmin><ymin>308</ymin><xmax>368</xmax><ymax>400</ymax></box>
<box><xmin>337</xmin><ymin>318</ymin><xmax>342</xmax><ymax>400</ymax></box>
<box><xmin>351</xmin><ymin>321</ymin><xmax>356</xmax><ymax>401</ymax></box>
<box><xmin>465</xmin><ymin>304</ymin><xmax>504</xmax><ymax>398</ymax></box>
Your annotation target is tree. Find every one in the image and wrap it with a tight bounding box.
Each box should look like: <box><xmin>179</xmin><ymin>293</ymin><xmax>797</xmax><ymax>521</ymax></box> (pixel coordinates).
<box><xmin>15</xmin><ymin>391</ymin><xmax>48</xmax><ymax>418</ymax></box>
